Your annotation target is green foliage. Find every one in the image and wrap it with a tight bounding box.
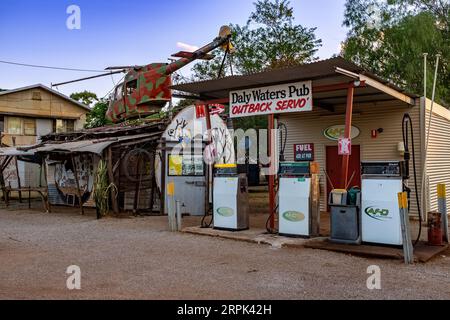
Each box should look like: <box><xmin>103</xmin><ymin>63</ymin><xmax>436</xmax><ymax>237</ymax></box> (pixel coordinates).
<box><xmin>342</xmin><ymin>0</ymin><xmax>450</xmax><ymax>106</ymax></box>
<box><xmin>191</xmin><ymin>0</ymin><xmax>321</xmax><ymax>130</ymax></box>
<box><xmin>191</xmin><ymin>0</ymin><xmax>322</xmax><ymax>79</ymax></box>
<box><xmin>70</xmin><ymin>90</ymin><xmax>99</xmax><ymax>106</ymax></box>
<box><xmin>85</xmin><ymin>100</ymin><xmax>112</xmax><ymax>129</ymax></box>
<box><xmin>175</xmin><ymin>98</ymin><xmax>196</xmax><ymax>109</ymax></box>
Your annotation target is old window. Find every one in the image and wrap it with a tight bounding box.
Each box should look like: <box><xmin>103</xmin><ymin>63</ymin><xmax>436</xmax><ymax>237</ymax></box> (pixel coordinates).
<box><xmin>23</xmin><ymin>118</ymin><xmax>36</xmax><ymax>135</ymax></box>
<box><xmin>115</xmin><ymin>83</ymin><xmax>124</xmax><ymax>100</ymax></box>
<box><xmin>7</xmin><ymin>117</ymin><xmax>22</xmax><ymax>135</ymax></box>
<box><xmin>66</xmin><ymin>119</ymin><xmax>75</xmax><ymax>132</ymax></box>
<box><xmin>55</xmin><ymin>119</ymin><xmax>75</xmax><ymax>133</ymax></box>
<box><xmin>0</xmin><ymin>116</ymin><xmax>4</xmax><ymax>133</ymax></box>
<box><xmin>32</xmin><ymin>91</ymin><xmax>42</xmax><ymax>101</ymax></box>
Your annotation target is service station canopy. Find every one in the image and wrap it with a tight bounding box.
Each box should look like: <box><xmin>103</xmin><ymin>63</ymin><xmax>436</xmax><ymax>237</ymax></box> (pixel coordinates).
<box><xmin>171</xmin><ymin>57</ymin><xmax>417</xmax><ymax>114</ymax></box>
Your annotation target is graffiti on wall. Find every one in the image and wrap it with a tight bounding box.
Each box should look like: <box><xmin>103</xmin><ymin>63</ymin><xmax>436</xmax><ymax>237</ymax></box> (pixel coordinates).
<box><xmin>48</xmin><ymin>154</ymin><xmax>98</xmax><ymax>206</ymax></box>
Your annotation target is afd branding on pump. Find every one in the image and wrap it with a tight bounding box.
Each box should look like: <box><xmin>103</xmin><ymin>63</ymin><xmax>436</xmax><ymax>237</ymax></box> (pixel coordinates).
<box><xmin>364</xmin><ymin>207</ymin><xmax>392</xmax><ymax>221</ymax></box>
<box><xmin>217</xmin><ymin>207</ymin><xmax>235</xmax><ymax>217</ymax></box>
<box><xmin>282</xmin><ymin>211</ymin><xmax>305</xmax><ymax>222</ymax></box>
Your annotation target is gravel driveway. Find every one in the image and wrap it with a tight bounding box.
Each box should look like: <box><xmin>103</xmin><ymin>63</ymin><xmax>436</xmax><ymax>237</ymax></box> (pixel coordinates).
<box><xmin>0</xmin><ymin>206</ymin><xmax>449</xmax><ymax>300</ymax></box>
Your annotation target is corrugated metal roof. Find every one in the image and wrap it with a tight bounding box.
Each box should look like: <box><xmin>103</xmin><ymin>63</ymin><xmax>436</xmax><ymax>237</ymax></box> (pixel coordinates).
<box><xmin>0</xmin><ymin>133</ymin><xmax>160</xmax><ymax>158</ymax></box>
<box><xmin>0</xmin><ymin>147</ymin><xmax>35</xmax><ymax>157</ymax></box>
<box><xmin>171</xmin><ymin>57</ymin><xmax>417</xmax><ymax>101</ymax></box>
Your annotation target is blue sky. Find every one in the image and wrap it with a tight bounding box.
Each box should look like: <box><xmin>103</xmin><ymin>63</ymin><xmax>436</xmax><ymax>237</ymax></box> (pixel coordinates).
<box><xmin>0</xmin><ymin>0</ymin><xmax>347</xmax><ymax>98</ymax></box>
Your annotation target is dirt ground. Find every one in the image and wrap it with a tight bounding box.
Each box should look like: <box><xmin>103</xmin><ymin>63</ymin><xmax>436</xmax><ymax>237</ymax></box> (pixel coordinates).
<box><xmin>1</xmin><ymin>200</ymin><xmax>449</xmax><ymax>300</ymax></box>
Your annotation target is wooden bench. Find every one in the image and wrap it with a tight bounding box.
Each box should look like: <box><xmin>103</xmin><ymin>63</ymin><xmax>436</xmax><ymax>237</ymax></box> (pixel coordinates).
<box><xmin>3</xmin><ymin>187</ymin><xmax>51</xmax><ymax>213</ymax></box>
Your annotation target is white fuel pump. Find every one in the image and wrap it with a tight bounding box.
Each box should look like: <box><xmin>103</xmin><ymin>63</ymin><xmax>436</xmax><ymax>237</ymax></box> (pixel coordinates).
<box><xmin>361</xmin><ymin>161</ymin><xmax>407</xmax><ymax>246</ymax></box>
<box><xmin>278</xmin><ymin>162</ymin><xmax>320</xmax><ymax>237</ymax></box>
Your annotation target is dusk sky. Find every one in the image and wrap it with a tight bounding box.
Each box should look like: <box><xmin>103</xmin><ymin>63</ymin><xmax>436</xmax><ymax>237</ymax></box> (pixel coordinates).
<box><xmin>0</xmin><ymin>0</ymin><xmax>347</xmax><ymax>98</ymax></box>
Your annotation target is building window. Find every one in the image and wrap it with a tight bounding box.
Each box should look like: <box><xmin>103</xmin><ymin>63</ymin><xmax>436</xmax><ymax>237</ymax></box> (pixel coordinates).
<box><xmin>0</xmin><ymin>116</ymin><xmax>4</xmax><ymax>133</ymax></box>
<box><xmin>6</xmin><ymin>117</ymin><xmax>36</xmax><ymax>136</ymax></box>
<box><xmin>32</xmin><ymin>91</ymin><xmax>42</xmax><ymax>101</ymax></box>
<box><xmin>55</xmin><ymin>119</ymin><xmax>75</xmax><ymax>133</ymax></box>
<box><xmin>66</xmin><ymin>119</ymin><xmax>75</xmax><ymax>132</ymax></box>
<box><xmin>7</xmin><ymin>117</ymin><xmax>22</xmax><ymax>135</ymax></box>
<box><xmin>23</xmin><ymin>119</ymin><xmax>36</xmax><ymax>135</ymax></box>
<box><xmin>168</xmin><ymin>154</ymin><xmax>204</xmax><ymax>177</ymax></box>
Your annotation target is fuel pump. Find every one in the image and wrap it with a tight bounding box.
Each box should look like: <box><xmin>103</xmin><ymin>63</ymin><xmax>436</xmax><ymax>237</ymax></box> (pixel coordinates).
<box><xmin>277</xmin><ymin>162</ymin><xmax>320</xmax><ymax>237</ymax></box>
<box><xmin>361</xmin><ymin>161</ymin><xmax>408</xmax><ymax>245</ymax></box>
<box><xmin>361</xmin><ymin>113</ymin><xmax>422</xmax><ymax>246</ymax></box>
<box><xmin>213</xmin><ymin>164</ymin><xmax>249</xmax><ymax>231</ymax></box>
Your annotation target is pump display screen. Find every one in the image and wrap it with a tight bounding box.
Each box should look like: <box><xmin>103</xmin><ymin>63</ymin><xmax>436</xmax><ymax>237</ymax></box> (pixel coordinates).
<box><xmin>279</xmin><ymin>162</ymin><xmax>310</xmax><ymax>176</ymax></box>
<box><xmin>215</xmin><ymin>167</ymin><xmax>238</xmax><ymax>176</ymax></box>
<box><xmin>361</xmin><ymin>161</ymin><xmax>404</xmax><ymax>177</ymax></box>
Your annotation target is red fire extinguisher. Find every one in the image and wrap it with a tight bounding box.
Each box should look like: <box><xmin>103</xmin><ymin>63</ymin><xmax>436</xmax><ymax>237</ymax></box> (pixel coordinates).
<box><xmin>428</xmin><ymin>212</ymin><xmax>443</xmax><ymax>246</ymax></box>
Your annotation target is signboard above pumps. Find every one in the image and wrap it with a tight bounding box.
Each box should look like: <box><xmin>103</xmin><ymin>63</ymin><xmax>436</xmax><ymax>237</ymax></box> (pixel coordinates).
<box><xmin>229</xmin><ymin>81</ymin><xmax>313</xmax><ymax>118</ymax></box>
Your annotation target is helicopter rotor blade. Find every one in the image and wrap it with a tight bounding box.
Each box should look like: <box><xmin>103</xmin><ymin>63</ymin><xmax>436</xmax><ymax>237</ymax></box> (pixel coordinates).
<box><xmin>105</xmin><ymin>66</ymin><xmax>141</xmax><ymax>70</ymax></box>
<box><xmin>51</xmin><ymin>70</ymin><xmax>125</xmax><ymax>87</ymax></box>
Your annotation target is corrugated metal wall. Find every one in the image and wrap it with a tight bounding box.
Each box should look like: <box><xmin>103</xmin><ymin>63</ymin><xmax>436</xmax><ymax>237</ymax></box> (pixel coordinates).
<box><xmin>424</xmin><ymin>98</ymin><xmax>450</xmax><ymax>213</ymax></box>
<box><xmin>279</xmin><ymin>100</ymin><xmax>422</xmax><ymax>214</ymax></box>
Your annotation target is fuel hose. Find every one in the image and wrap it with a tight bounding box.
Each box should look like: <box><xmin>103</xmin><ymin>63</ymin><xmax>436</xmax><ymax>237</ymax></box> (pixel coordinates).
<box><xmin>402</xmin><ymin>113</ymin><xmax>422</xmax><ymax>246</ymax></box>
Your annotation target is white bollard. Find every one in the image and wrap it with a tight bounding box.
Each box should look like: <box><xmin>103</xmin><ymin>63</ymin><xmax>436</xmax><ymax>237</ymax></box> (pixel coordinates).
<box><xmin>438</xmin><ymin>184</ymin><xmax>449</xmax><ymax>243</ymax></box>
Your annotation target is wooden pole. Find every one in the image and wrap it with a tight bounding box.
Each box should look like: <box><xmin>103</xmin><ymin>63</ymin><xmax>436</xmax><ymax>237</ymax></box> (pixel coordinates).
<box><xmin>133</xmin><ymin>153</ymin><xmax>143</xmax><ymax>214</ymax></box>
<box><xmin>398</xmin><ymin>192</ymin><xmax>414</xmax><ymax>264</ymax></box>
<box><xmin>268</xmin><ymin>114</ymin><xmax>275</xmax><ymax>230</ymax></box>
<box><xmin>71</xmin><ymin>155</ymin><xmax>84</xmax><ymax>215</ymax></box>
<box><xmin>340</xmin><ymin>86</ymin><xmax>354</xmax><ymax>189</ymax></box>
<box><xmin>107</xmin><ymin>147</ymin><xmax>119</xmax><ymax>214</ymax></box>
<box><xmin>0</xmin><ymin>156</ymin><xmax>9</xmax><ymax>204</ymax></box>
<box><xmin>205</xmin><ymin>104</ymin><xmax>213</xmax><ymax>217</ymax></box>
<box><xmin>11</xmin><ymin>138</ymin><xmax>22</xmax><ymax>203</ymax></box>
<box><xmin>42</xmin><ymin>157</ymin><xmax>51</xmax><ymax>213</ymax></box>
<box><xmin>149</xmin><ymin>156</ymin><xmax>155</xmax><ymax>213</ymax></box>
<box><xmin>160</xmin><ymin>138</ymin><xmax>167</xmax><ymax>216</ymax></box>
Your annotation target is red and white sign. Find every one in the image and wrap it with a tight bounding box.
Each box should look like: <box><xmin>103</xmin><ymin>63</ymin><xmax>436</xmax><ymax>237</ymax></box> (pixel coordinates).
<box><xmin>195</xmin><ymin>104</ymin><xmax>225</xmax><ymax>118</ymax></box>
<box><xmin>208</xmin><ymin>104</ymin><xmax>225</xmax><ymax>115</ymax></box>
<box><xmin>338</xmin><ymin>138</ymin><xmax>352</xmax><ymax>156</ymax></box>
<box><xmin>195</xmin><ymin>104</ymin><xmax>206</xmax><ymax>118</ymax></box>
<box><xmin>229</xmin><ymin>81</ymin><xmax>312</xmax><ymax>118</ymax></box>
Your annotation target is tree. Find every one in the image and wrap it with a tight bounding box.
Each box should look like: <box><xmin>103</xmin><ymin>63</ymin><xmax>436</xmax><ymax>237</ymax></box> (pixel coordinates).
<box><xmin>191</xmin><ymin>0</ymin><xmax>322</xmax><ymax>130</ymax></box>
<box><xmin>342</xmin><ymin>0</ymin><xmax>450</xmax><ymax>106</ymax></box>
<box><xmin>70</xmin><ymin>90</ymin><xmax>98</xmax><ymax>107</ymax></box>
<box><xmin>85</xmin><ymin>100</ymin><xmax>111</xmax><ymax>129</ymax></box>
<box><xmin>192</xmin><ymin>0</ymin><xmax>322</xmax><ymax>79</ymax></box>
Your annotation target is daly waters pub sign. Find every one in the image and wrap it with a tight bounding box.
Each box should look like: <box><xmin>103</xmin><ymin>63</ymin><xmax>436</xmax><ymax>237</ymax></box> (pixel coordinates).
<box><xmin>230</xmin><ymin>81</ymin><xmax>313</xmax><ymax>118</ymax></box>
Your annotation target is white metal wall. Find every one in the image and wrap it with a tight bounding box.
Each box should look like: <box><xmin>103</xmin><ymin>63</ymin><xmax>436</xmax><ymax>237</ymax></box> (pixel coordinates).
<box><xmin>424</xmin><ymin>98</ymin><xmax>450</xmax><ymax>213</ymax></box>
